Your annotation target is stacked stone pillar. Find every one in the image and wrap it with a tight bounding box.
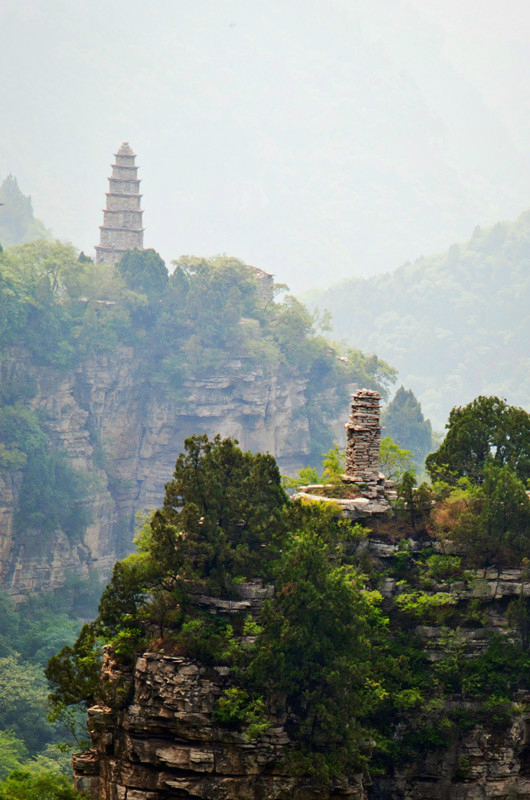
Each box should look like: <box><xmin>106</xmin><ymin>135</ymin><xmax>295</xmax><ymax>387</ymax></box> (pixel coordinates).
<box><xmin>95</xmin><ymin>142</ymin><xmax>144</xmax><ymax>265</ymax></box>
<box><xmin>344</xmin><ymin>389</ymin><xmax>381</xmax><ymax>486</ymax></box>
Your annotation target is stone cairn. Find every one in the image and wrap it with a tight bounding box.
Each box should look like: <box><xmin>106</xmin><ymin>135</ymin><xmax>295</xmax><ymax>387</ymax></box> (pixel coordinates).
<box><xmin>95</xmin><ymin>142</ymin><xmax>144</xmax><ymax>265</ymax></box>
<box><xmin>344</xmin><ymin>389</ymin><xmax>382</xmax><ymax>487</ymax></box>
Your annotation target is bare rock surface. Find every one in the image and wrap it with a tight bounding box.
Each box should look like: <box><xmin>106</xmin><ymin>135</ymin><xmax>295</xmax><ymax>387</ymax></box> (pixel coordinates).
<box><xmin>74</xmin><ymin>650</ymin><xmax>364</xmax><ymax>800</ymax></box>
<box><xmin>0</xmin><ymin>346</ymin><xmax>315</xmax><ymax>597</ymax></box>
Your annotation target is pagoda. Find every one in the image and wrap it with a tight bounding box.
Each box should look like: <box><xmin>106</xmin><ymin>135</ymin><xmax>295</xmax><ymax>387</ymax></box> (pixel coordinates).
<box><xmin>95</xmin><ymin>142</ymin><xmax>144</xmax><ymax>264</ymax></box>
<box><xmin>343</xmin><ymin>389</ymin><xmax>382</xmax><ymax>487</ymax></box>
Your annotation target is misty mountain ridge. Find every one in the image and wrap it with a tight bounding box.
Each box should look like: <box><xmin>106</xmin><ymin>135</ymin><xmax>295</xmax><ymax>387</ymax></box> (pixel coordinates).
<box><xmin>305</xmin><ymin>209</ymin><xmax>530</xmax><ymax>430</ymax></box>
<box><xmin>0</xmin><ymin>175</ymin><xmax>49</xmax><ymax>248</ymax></box>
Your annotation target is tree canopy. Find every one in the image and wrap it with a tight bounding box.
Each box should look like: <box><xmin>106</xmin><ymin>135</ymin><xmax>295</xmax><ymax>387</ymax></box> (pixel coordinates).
<box><xmin>426</xmin><ymin>396</ymin><xmax>530</xmax><ymax>485</ymax></box>
<box><xmin>382</xmin><ymin>386</ymin><xmax>433</xmax><ymax>470</ymax></box>
<box><xmin>150</xmin><ymin>434</ymin><xmax>288</xmax><ymax>594</ymax></box>
<box><xmin>117</xmin><ymin>248</ymin><xmax>168</xmax><ymax>297</ymax></box>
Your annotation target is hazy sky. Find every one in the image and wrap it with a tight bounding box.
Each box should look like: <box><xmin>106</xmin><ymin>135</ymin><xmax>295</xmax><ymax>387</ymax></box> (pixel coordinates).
<box><xmin>2</xmin><ymin>0</ymin><xmax>530</xmax><ymax>291</ymax></box>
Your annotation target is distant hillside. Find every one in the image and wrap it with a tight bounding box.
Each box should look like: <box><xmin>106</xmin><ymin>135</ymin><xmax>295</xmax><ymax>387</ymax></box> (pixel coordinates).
<box><xmin>0</xmin><ymin>175</ymin><xmax>49</xmax><ymax>248</ymax></box>
<box><xmin>306</xmin><ymin>211</ymin><xmax>530</xmax><ymax>429</ymax></box>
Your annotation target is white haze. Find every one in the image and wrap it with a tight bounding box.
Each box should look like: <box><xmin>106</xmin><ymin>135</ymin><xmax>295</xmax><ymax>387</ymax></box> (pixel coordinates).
<box><xmin>1</xmin><ymin>0</ymin><xmax>530</xmax><ymax>292</ymax></box>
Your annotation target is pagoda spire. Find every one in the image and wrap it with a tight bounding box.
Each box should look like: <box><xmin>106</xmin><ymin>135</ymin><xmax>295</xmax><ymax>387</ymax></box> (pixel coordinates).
<box><xmin>95</xmin><ymin>142</ymin><xmax>144</xmax><ymax>265</ymax></box>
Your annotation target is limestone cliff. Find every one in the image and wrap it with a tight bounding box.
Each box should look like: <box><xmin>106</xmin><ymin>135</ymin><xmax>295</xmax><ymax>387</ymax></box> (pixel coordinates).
<box><xmin>74</xmin><ymin>650</ymin><xmax>364</xmax><ymax>800</ymax></box>
<box><xmin>73</xmin><ymin>554</ymin><xmax>530</xmax><ymax>800</ymax></box>
<box><xmin>0</xmin><ymin>346</ymin><xmax>311</xmax><ymax>599</ymax></box>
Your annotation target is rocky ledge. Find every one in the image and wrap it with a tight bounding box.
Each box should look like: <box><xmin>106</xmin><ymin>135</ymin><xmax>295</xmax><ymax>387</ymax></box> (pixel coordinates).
<box><xmin>291</xmin><ymin>484</ymin><xmax>392</xmax><ymax>519</ymax></box>
<box><xmin>74</xmin><ymin>650</ymin><xmax>364</xmax><ymax>800</ymax></box>
<box><xmin>73</xmin><ymin>646</ymin><xmax>530</xmax><ymax>800</ymax></box>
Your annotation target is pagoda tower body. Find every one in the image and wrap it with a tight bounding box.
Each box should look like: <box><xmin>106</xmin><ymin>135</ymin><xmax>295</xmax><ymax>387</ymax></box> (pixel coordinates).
<box><xmin>95</xmin><ymin>142</ymin><xmax>144</xmax><ymax>265</ymax></box>
<box><xmin>344</xmin><ymin>389</ymin><xmax>382</xmax><ymax>486</ymax></box>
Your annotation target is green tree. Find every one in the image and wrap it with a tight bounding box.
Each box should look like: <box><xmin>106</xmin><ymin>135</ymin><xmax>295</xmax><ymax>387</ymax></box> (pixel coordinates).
<box><xmin>15</xmin><ymin>450</ymin><xmax>89</xmax><ymax>541</ymax></box>
<box><xmin>477</xmin><ymin>464</ymin><xmax>530</xmax><ymax>565</ymax></box>
<box><xmin>0</xmin><ymin>656</ymin><xmax>53</xmax><ymax>754</ymax></box>
<box><xmin>426</xmin><ymin>396</ymin><xmax>530</xmax><ymax>485</ymax></box>
<box><xmin>321</xmin><ymin>442</ymin><xmax>345</xmax><ymax>483</ymax></box>
<box><xmin>0</xmin><ymin>731</ymin><xmax>28</xmax><ymax>780</ymax></box>
<box><xmin>0</xmin><ymin>770</ymin><xmax>83</xmax><ymax>800</ymax></box>
<box><xmin>382</xmin><ymin>386</ymin><xmax>432</xmax><ymax>469</ymax></box>
<box><xmin>282</xmin><ymin>466</ymin><xmax>321</xmax><ymax>491</ymax></box>
<box><xmin>247</xmin><ymin>521</ymin><xmax>386</xmax><ymax>779</ymax></box>
<box><xmin>429</xmin><ymin>465</ymin><xmax>530</xmax><ymax>567</ymax></box>
<box><xmin>395</xmin><ymin>471</ymin><xmax>433</xmax><ymax>530</ymax></box>
<box><xmin>117</xmin><ymin>248</ymin><xmax>168</xmax><ymax>297</ymax></box>
<box><xmin>150</xmin><ymin>434</ymin><xmax>287</xmax><ymax>594</ymax></box>
<box><xmin>46</xmin><ymin>435</ymin><xmax>288</xmax><ymax>714</ymax></box>
<box><xmin>379</xmin><ymin>436</ymin><xmax>415</xmax><ymax>483</ymax></box>
<box><xmin>45</xmin><ymin>623</ymin><xmax>102</xmax><ymax>713</ymax></box>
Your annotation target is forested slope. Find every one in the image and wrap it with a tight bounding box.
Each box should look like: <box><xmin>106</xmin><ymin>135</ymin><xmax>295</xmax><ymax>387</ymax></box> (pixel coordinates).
<box><xmin>0</xmin><ymin>242</ymin><xmax>394</xmax><ymax>596</ymax></box>
<box><xmin>306</xmin><ymin>211</ymin><xmax>530</xmax><ymax>428</ymax></box>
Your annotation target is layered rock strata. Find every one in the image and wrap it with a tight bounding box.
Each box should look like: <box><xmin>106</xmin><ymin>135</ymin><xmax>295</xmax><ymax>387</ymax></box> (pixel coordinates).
<box><xmin>344</xmin><ymin>389</ymin><xmax>382</xmax><ymax>487</ymax></box>
<box><xmin>74</xmin><ymin>557</ymin><xmax>530</xmax><ymax>800</ymax></box>
<box><xmin>291</xmin><ymin>484</ymin><xmax>391</xmax><ymax>519</ymax></box>
<box><xmin>0</xmin><ymin>347</ymin><xmax>313</xmax><ymax>598</ymax></box>
<box><xmin>74</xmin><ymin>650</ymin><xmax>365</xmax><ymax>800</ymax></box>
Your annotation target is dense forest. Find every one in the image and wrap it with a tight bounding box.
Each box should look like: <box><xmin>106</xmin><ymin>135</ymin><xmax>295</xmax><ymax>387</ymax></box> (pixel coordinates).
<box><xmin>306</xmin><ymin>210</ymin><xmax>530</xmax><ymax>429</ymax></box>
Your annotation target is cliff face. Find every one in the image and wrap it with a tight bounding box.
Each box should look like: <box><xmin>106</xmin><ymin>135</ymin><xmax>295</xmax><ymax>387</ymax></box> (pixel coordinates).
<box><xmin>375</xmin><ymin>715</ymin><xmax>530</xmax><ymax>800</ymax></box>
<box><xmin>0</xmin><ymin>346</ymin><xmax>311</xmax><ymax>599</ymax></box>
<box><xmin>74</xmin><ymin>650</ymin><xmax>364</xmax><ymax>800</ymax></box>
<box><xmin>73</xmin><ymin>561</ymin><xmax>530</xmax><ymax>800</ymax></box>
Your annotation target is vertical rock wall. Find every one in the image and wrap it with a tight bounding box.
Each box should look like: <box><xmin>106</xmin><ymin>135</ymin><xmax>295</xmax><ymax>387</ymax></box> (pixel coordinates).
<box><xmin>73</xmin><ymin>647</ymin><xmax>530</xmax><ymax>800</ymax></box>
<box><xmin>74</xmin><ymin>650</ymin><xmax>365</xmax><ymax>800</ymax></box>
<box><xmin>0</xmin><ymin>346</ymin><xmax>315</xmax><ymax>598</ymax></box>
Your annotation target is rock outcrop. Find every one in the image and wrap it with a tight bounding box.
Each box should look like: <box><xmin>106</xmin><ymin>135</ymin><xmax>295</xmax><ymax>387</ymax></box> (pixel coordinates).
<box><xmin>73</xmin><ymin>559</ymin><xmax>530</xmax><ymax>800</ymax></box>
<box><xmin>0</xmin><ymin>346</ymin><xmax>313</xmax><ymax>599</ymax></box>
<box><xmin>374</xmin><ymin>710</ymin><xmax>530</xmax><ymax>800</ymax></box>
<box><xmin>344</xmin><ymin>389</ymin><xmax>382</xmax><ymax>487</ymax></box>
<box><xmin>74</xmin><ymin>650</ymin><xmax>364</xmax><ymax>800</ymax></box>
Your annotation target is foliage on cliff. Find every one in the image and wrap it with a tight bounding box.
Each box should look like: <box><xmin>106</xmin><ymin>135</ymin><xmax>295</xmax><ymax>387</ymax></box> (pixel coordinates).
<box><xmin>0</xmin><ymin>400</ymin><xmax>89</xmax><ymax>545</ymax></box>
<box><xmin>426</xmin><ymin>395</ymin><xmax>530</xmax><ymax>485</ymax></box>
<box><xmin>0</xmin><ymin>242</ymin><xmax>395</xmax><ymax>549</ymax></box>
<box><xmin>47</xmin><ymin>435</ymin><xmax>387</xmax><ymax>778</ymax></box>
<box><xmin>0</xmin><ymin>770</ymin><xmax>83</xmax><ymax>799</ymax></box>
<box><xmin>46</xmin><ymin>416</ymin><xmax>530</xmax><ymax>783</ymax></box>
<box><xmin>425</xmin><ymin>396</ymin><xmax>530</xmax><ymax>568</ymax></box>
<box><xmin>382</xmin><ymin>386</ymin><xmax>433</xmax><ymax>471</ymax></box>
<box><xmin>0</xmin><ymin>588</ymin><xmax>95</xmax><ymax>779</ymax></box>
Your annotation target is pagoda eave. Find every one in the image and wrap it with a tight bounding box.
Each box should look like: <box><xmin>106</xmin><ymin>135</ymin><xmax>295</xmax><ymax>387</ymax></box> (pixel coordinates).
<box><xmin>99</xmin><ymin>226</ymin><xmax>145</xmax><ymax>232</ymax></box>
<box><xmin>101</xmin><ymin>209</ymin><xmax>144</xmax><ymax>215</ymax></box>
<box><xmin>105</xmin><ymin>192</ymin><xmax>143</xmax><ymax>198</ymax></box>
